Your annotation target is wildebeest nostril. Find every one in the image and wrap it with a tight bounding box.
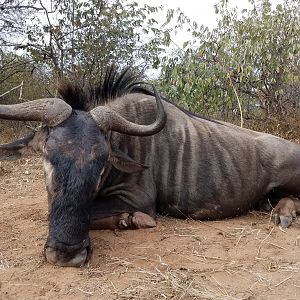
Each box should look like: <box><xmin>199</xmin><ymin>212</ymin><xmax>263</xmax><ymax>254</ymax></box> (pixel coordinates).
<box><xmin>44</xmin><ymin>238</ymin><xmax>91</xmax><ymax>267</ymax></box>
<box><xmin>44</xmin><ymin>245</ymin><xmax>88</xmax><ymax>267</ymax></box>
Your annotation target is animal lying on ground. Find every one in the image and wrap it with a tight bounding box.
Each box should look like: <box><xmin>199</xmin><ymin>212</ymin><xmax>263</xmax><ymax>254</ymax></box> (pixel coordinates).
<box><xmin>0</xmin><ymin>67</ymin><xmax>300</xmax><ymax>267</ymax></box>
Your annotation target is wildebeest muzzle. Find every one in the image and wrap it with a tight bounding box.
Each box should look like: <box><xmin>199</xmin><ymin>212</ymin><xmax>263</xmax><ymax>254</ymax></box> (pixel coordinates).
<box><xmin>44</xmin><ymin>237</ymin><xmax>91</xmax><ymax>267</ymax></box>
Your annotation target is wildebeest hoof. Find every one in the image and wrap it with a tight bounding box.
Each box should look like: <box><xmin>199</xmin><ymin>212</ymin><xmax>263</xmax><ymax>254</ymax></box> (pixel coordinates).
<box><xmin>131</xmin><ymin>212</ymin><xmax>156</xmax><ymax>229</ymax></box>
<box><xmin>280</xmin><ymin>215</ymin><xmax>293</xmax><ymax>228</ymax></box>
<box><xmin>271</xmin><ymin>197</ymin><xmax>297</xmax><ymax>228</ymax></box>
<box><xmin>117</xmin><ymin>212</ymin><xmax>156</xmax><ymax>229</ymax></box>
<box><xmin>118</xmin><ymin>213</ymin><xmax>131</xmax><ymax>229</ymax></box>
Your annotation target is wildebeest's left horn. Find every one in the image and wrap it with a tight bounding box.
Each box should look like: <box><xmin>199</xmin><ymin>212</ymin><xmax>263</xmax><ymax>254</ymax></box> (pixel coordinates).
<box><xmin>90</xmin><ymin>85</ymin><xmax>167</xmax><ymax>136</ymax></box>
<box><xmin>0</xmin><ymin>98</ymin><xmax>72</xmax><ymax>127</ymax></box>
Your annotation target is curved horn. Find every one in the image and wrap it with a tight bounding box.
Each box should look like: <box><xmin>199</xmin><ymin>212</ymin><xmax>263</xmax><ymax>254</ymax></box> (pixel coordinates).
<box><xmin>0</xmin><ymin>98</ymin><xmax>72</xmax><ymax>127</ymax></box>
<box><xmin>90</xmin><ymin>85</ymin><xmax>166</xmax><ymax>136</ymax></box>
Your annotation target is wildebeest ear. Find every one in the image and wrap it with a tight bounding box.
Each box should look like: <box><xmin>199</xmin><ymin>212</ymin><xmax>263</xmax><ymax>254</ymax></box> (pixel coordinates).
<box><xmin>0</xmin><ymin>128</ymin><xmax>48</xmax><ymax>161</ymax></box>
<box><xmin>109</xmin><ymin>150</ymin><xmax>148</xmax><ymax>173</ymax></box>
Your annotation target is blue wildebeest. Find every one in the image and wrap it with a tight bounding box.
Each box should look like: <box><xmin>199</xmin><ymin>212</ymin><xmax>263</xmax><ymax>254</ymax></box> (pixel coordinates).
<box><xmin>1</xmin><ymin>67</ymin><xmax>300</xmax><ymax>267</ymax></box>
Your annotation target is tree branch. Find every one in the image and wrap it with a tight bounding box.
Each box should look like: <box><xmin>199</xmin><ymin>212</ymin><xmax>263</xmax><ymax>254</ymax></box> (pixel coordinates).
<box><xmin>0</xmin><ymin>81</ymin><xmax>23</xmax><ymax>98</ymax></box>
<box><xmin>0</xmin><ymin>5</ymin><xmax>43</xmax><ymax>10</ymax></box>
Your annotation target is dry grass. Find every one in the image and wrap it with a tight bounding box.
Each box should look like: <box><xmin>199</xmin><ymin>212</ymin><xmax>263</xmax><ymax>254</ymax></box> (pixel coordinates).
<box><xmin>244</xmin><ymin>115</ymin><xmax>300</xmax><ymax>142</ymax></box>
<box><xmin>0</xmin><ymin>253</ymin><xmax>9</xmax><ymax>271</ymax></box>
<box><xmin>76</xmin><ymin>217</ymin><xmax>300</xmax><ymax>299</ymax></box>
<box><xmin>84</xmin><ymin>259</ymin><xmax>252</xmax><ymax>300</ymax></box>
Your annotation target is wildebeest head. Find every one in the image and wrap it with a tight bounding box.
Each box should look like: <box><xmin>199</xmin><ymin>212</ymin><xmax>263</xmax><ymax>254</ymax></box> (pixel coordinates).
<box><xmin>0</xmin><ymin>69</ymin><xmax>166</xmax><ymax>267</ymax></box>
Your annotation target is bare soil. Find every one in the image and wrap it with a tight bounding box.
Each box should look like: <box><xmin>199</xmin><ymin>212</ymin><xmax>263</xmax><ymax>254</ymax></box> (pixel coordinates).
<box><xmin>0</xmin><ymin>157</ymin><xmax>300</xmax><ymax>300</ymax></box>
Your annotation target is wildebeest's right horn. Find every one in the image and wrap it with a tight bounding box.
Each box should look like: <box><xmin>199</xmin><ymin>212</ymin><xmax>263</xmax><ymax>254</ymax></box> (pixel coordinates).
<box><xmin>0</xmin><ymin>98</ymin><xmax>72</xmax><ymax>127</ymax></box>
<box><xmin>90</xmin><ymin>85</ymin><xmax>167</xmax><ymax>136</ymax></box>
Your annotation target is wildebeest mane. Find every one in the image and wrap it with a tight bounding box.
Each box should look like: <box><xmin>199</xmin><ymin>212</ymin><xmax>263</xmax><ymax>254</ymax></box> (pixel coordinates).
<box><xmin>58</xmin><ymin>66</ymin><xmax>150</xmax><ymax>111</ymax></box>
<box><xmin>58</xmin><ymin>65</ymin><xmax>222</xmax><ymax>125</ymax></box>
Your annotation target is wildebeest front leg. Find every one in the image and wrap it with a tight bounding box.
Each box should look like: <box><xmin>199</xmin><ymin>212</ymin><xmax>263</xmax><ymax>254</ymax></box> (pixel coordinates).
<box><xmin>90</xmin><ymin>191</ymin><xmax>157</xmax><ymax>230</ymax></box>
<box><xmin>129</xmin><ymin>211</ymin><xmax>157</xmax><ymax>228</ymax></box>
<box><xmin>90</xmin><ymin>180</ymin><xmax>157</xmax><ymax>230</ymax></box>
<box><xmin>90</xmin><ymin>212</ymin><xmax>156</xmax><ymax>230</ymax></box>
<box><xmin>272</xmin><ymin>196</ymin><xmax>300</xmax><ymax>228</ymax></box>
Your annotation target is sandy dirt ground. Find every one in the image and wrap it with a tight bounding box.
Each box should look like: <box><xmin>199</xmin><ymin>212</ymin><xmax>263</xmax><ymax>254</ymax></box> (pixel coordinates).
<box><xmin>0</xmin><ymin>156</ymin><xmax>300</xmax><ymax>300</ymax></box>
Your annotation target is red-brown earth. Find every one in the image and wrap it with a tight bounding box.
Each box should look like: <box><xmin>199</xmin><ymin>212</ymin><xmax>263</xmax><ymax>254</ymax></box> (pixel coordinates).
<box><xmin>0</xmin><ymin>157</ymin><xmax>300</xmax><ymax>299</ymax></box>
